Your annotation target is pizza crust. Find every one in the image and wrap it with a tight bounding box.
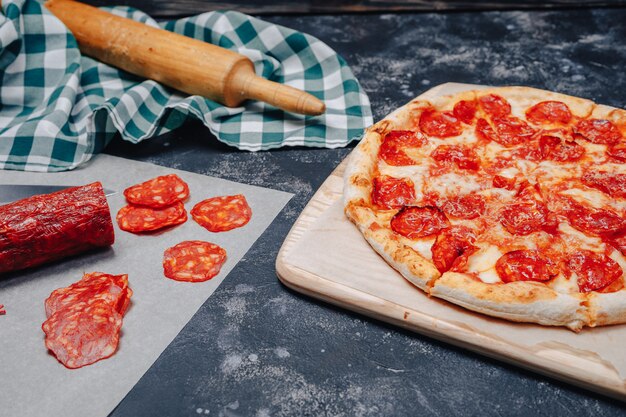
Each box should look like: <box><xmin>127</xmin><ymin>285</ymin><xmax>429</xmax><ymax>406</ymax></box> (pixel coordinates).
<box><xmin>343</xmin><ymin>85</ymin><xmax>626</xmax><ymax>331</ymax></box>
<box><xmin>586</xmin><ymin>292</ymin><xmax>626</xmax><ymax>327</ymax></box>
<box><xmin>431</xmin><ymin>272</ymin><xmax>587</xmax><ymax>331</ymax></box>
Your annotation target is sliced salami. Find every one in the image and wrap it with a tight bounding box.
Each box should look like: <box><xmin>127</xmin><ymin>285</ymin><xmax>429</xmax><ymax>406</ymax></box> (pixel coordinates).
<box><xmin>191</xmin><ymin>194</ymin><xmax>252</xmax><ymax>232</ymax></box>
<box><xmin>42</xmin><ymin>300</ymin><xmax>123</xmax><ymax>369</ymax></box>
<box><xmin>123</xmin><ymin>174</ymin><xmax>190</xmax><ymax>208</ymax></box>
<box><xmin>0</xmin><ymin>182</ymin><xmax>114</xmax><ymax>275</ymax></box>
<box><xmin>372</xmin><ymin>176</ymin><xmax>416</xmax><ymax>209</ymax></box>
<box><xmin>116</xmin><ymin>202</ymin><xmax>187</xmax><ymax>233</ymax></box>
<box><xmin>42</xmin><ymin>272</ymin><xmax>132</xmax><ymax>368</ymax></box>
<box><xmin>45</xmin><ymin>272</ymin><xmax>132</xmax><ymax>318</ymax></box>
<box><xmin>163</xmin><ymin>241</ymin><xmax>227</xmax><ymax>282</ymax></box>
<box><xmin>567</xmin><ymin>250</ymin><xmax>623</xmax><ymax>293</ymax></box>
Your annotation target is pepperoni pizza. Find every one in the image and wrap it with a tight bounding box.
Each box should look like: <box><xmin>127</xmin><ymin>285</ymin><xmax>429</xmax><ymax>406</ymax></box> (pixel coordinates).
<box><xmin>343</xmin><ymin>86</ymin><xmax>626</xmax><ymax>331</ymax></box>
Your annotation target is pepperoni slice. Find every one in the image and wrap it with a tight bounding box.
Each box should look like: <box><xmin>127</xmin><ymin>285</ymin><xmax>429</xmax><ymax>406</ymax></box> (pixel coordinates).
<box><xmin>453</xmin><ymin>100</ymin><xmax>478</xmax><ymax>124</ymax></box>
<box><xmin>440</xmin><ymin>194</ymin><xmax>485</xmax><ymax>219</ymax></box>
<box><xmin>390</xmin><ymin>206</ymin><xmax>450</xmax><ymax>239</ymax></box>
<box><xmin>493</xmin><ymin>174</ymin><xmax>517</xmax><ymax>190</ymax></box>
<box><xmin>379</xmin><ymin>130</ymin><xmax>427</xmax><ymax>166</ymax></box>
<box><xmin>491</xmin><ymin>116</ymin><xmax>536</xmax><ymax>147</ymax></box>
<box><xmin>431</xmin><ymin>226</ymin><xmax>477</xmax><ymax>273</ymax></box>
<box><xmin>538</xmin><ymin>135</ymin><xmax>585</xmax><ymax>162</ymax></box>
<box><xmin>608</xmin><ymin>142</ymin><xmax>626</xmax><ymax>162</ymax></box>
<box><xmin>191</xmin><ymin>194</ymin><xmax>252</xmax><ymax>232</ymax></box>
<box><xmin>116</xmin><ymin>202</ymin><xmax>187</xmax><ymax>233</ymax></box>
<box><xmin>163</xmin><ymin>241</ymin><xmax>227</xmax><ymax>282</ymax></box>
<box><xmin>418</xmin><ymin>109</ymin><xmax>463</xmax><ymax>138</ymax></box>
<box><xmin>581</xmin><ymin>170</ymin><xmax>626</xmax><ymax>198</ymax></box>
<box><xmin>525</xmin><ymin>101</ymin><xmax>572</xmax><ymax>125</ymax></box>
<box><xmin>478</xmin><ymin>94</ymin><xmax>511</xmax><ymax>117</ymax></box>
<box><xmin>124</xmin><ymin>174</ymin><xmax>190</xmax><ymax>208</ymax></box>
<box><xmin>475</xmin><ymin>118</ymin><xmax>499</xmax><ymax>143</ymax></box>
<box><xmin>496</xmin><ymin>250</ymin><xmax>558</xmax><ymax>283</ymax></box>
<box><xmin>567</xmin><ymin>250</ymin><xmax>623</xmax><ymax>293</ymax></box>
<box><xmin>42</xmin><ymin>300</ymin><xmax>123</xmax><ymax>369</ymax></box>
<box><xmin>609</xmin><ymin>234</ymin><xmax>626</xmax><ymax>256</ymax></box>
<box><xmin>496</xmin><ymin>249</ymin><xmax>559</xmax><ymax>283</ymax></box>
<box><xmin>430</xmin><ymin>145</ymin><xmax>480</xmax><ymax>170</ymax></box>
<box><xmin>575</xmin><ymin>119</ymin><xmax>622</xmax><ymax>145</ymax></box>
<box><xmin>372</xmin><ymin>176</ymin><xmax>416</xmax><ymax>209</ymax></box>
<box><xmin>500</xmin><ymin>200</ymin><xmax>557</xmax><ymax>236</ymax></box>
<box><xmin>564</xmin><ymin>200</ymin><xmax>625</xmax><ymax>237</ymax></box>
<box><xmin>510</xmin><ymin>142</ymin><xmax>542</xmax><ymax>162</ymax></box>
<box><xmin>45</xmin><ymin>272</ymin><xmax>132</xmax><ymax>318</ymax></box>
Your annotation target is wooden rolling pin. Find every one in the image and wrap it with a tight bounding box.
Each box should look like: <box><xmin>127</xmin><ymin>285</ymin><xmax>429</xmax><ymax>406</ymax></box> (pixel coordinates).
<box><xmin>44</xmin><ymin>0</ymin><xmax>325</xmax><ymax>116</ymax></box>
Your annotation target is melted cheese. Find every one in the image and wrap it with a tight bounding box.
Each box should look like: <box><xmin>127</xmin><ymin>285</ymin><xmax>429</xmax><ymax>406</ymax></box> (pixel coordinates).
<box><xmin>477</xmin><ymin>268</ymin><xmax>501</xmax><ymax>284</ymax></box>
<box><xmin>561</xmin><ymin>187</ymin><xmax>613</xmax><ymax>210</ymax></box>
<box><xmin>424</xmin><ymin>172</ymin><xmax>483</xmax><ymax>197</ymax></box>
<box><xmin>482</xmin><ymin>141</ymin><xmax>506</xmax><ymax>160</ymax></box>
<box><xmin>466</xmin><ymin>244</ymin><xmax>503</xmax><ymax>284</ymax></box>
<box><xmin>610</xmin><ymin>249</ymin><xmax>626</xmax><ymax>275</ymax></box>
<box><xmin>550</xmin><ymin>273</ymin><xmax>579</xmax><ymax>294</ymax></box>
<box><xmin>558</xmin><ymin>222</ymin><xmax>605</xmax><ymax>251</ymax></box>
<box><xmin>534</xmin><ymin>161</ymin><xmax>582</xmax><ymax>183</ymax></box>
<box><xmin>408</xmin><ymin>237</ymin><xmax>435</xmax><ymax>260</ymax></box>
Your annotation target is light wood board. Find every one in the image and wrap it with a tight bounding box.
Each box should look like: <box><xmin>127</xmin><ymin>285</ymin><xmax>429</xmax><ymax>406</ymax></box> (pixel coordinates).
<box><xmin>276</xmin><ymin>83</ymin><xmax>626</xmax><ymax>401</ymax></box>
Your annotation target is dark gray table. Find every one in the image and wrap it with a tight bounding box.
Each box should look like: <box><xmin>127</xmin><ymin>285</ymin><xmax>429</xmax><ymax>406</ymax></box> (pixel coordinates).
<box><xmin>106</xmin><ymin>8</ymin><xmax>626</xmax><ymax>417</ymax></box>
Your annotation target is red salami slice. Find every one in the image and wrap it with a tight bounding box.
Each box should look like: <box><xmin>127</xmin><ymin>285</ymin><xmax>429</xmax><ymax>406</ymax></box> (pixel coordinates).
<box><xmin>478</xmin><ymin>94</ymin><xmax>511</xmax><ymax>117</ymax></box>
<box><xmin>453</xmin><ymin>100</ymin><xmax>478</xmax><ymax>124</ymax></box>
<box><xmin>430</xmin><ymin>145</ymin><xmax>480</xmax><ymax>170</ymax></box>
<box><xmin>191</xmin><ymin>194</ymin><xmax>252</xmax><ymax>232</ymax></box>
<box><xmin>163</xmin><ymin>241</ymin><xmax>227</xmax><ymax>282</ymax></box>
<box><xmin>608</xmin><ymin>142</ymin><xmax>626</xmax><ymax>162</ymax></box>
<box><xmin>609</xmin><ymin>234</ymin><xmax>626</xmax><ymax>256</ymax></box>
<box><xmin>45</xmin><ymin>272</ymin><xmax>132</xmax><ymax>318</ymax></box>
<box><xmin>440</xmin><ymin>194</ymin><xmax>485</xmax><ymax>219</ymax></box>
<box><xmin>496</xmin><ymin>250</ymin><xmax>558</xmax><ymax>283</ymax></box>
<box><xmin>567</xmin><ymin>250</ymin><xmax>623</xmax><ymax>293</ymax></box>
<box><xmin>539</xmin><ymin>135</ymin><xmax>585</xmax><ymax>162</ymax></box>
<box><xmin>500</xmin><ymin>200</ymin><xmax>557</xmax><ymax>236</ymax></box>
<box><xmin>581</xmin><ymin>170</ymin><xmax>626</xmax><ymax>198</ymax></box>
<box><xmin>575</xmin><ymin>119</ymin><xmax>622</xmax><ymax>145</ymax></box>
<box><xmin>116</xmin><ymin>202</ymin><xmax>187</xmax><ymax>233</ymax></box>
<box><xmin>379</xmin><ymin>130</ymin><xmax>427</xmax><ymax>166</ymax></box>
<box><xmin>491</xmin><ymin>116</ymin><xmax>536</xmax><ymax>147</ymax></box>
<box><xmin>42</xmin><ymin>300</ymin><xmax>123</xmax><ymax>369</ymax></box>
<box><xmin>525</xmin><ymin>101</ymin><xmax>572</xmax><ymax>125</ymax></box>
<box><xmin>431</xmin><ymin>226</ymin><xmax>477</xmax><ymax>273</ymax></box>
<box><xmin>390</xmin><ymin>206</ymin><xmax>449</xmax><ymax>239</ymax></box>
<box><xmin>372</xmin><ymin>176</ymin><xmax>416</xmax><ymax>209</ymax></box>
<box><xmin>0</xmin><ymin>182</ymin><xmax>114</xmax><ymax>275</ymax></box>
<box><xmin>123</xmin><ymin>174</ymin><xmax>190</xmax><ymax>208</ymax></box>
<box><xmin>418</xmin><ymin>109</ymin><xmax>463</xmax><ymax>138</ymax></box>
<box><xmin>564</xmin><ymin>200</ymin><xmax>625</xmax><ymax>237</ymax></box>
<box><xmin>493</xmin><ymin>174</ymin><xmax>517</xmax><ymax>190</ymax></box>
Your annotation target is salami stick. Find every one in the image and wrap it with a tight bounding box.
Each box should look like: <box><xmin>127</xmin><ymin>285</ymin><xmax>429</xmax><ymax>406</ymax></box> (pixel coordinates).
<box><xmin>0</xmin><ymin>182</ymin><xmax>115</xmax><ymax>274</ymax></box>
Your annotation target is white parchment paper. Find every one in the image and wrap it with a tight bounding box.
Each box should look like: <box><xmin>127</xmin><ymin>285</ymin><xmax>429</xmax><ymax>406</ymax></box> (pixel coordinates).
<box><xmin>0</xmin><ymin>154</ymin><xmax>293</xmax><ymax>417</ymax></box>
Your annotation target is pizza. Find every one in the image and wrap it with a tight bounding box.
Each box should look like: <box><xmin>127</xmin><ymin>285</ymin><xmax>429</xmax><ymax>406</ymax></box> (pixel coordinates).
<box><xmin>343</xmin><ymin>86</ymin><xmax>626</xmax><ymax>332</ymax></box>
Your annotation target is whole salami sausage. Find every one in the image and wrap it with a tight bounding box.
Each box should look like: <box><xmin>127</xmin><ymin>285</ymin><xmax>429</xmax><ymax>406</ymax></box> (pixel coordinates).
<box><xmin>0</xmin><ymin>182</ymin><xmax>115</xmax><ymax>274</ymax></box>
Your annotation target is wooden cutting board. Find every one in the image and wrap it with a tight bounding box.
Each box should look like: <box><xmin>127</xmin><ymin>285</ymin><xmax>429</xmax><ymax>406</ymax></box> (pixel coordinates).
<box><xmin>276</xmin><ymin>83</ymin><xmax>626</xmax><ymax>401</ymax></box>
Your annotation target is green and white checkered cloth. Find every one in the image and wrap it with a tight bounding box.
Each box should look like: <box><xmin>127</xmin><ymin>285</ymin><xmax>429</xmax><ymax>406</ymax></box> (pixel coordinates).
<box><xmin>0</xmin><ymin>0</ymin><xmax>372</xmax><ymax>172</ymax></box>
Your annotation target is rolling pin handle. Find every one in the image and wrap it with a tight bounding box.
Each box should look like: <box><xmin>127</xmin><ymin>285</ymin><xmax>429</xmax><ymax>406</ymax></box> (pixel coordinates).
<box><xmin>229</xmin><ymin>63</ymin><xmax>326</xmax><ymax>116</ymax></box>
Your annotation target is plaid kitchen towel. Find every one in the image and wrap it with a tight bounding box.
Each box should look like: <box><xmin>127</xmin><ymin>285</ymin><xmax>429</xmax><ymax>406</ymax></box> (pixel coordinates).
<box><xmin>0</xmin><ymin>0</ymin><xmax>372</xmax><ymax>171</ymax></box>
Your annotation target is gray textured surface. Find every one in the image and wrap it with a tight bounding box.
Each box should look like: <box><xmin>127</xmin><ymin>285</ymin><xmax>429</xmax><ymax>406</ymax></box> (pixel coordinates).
<box><xmin>106</xmin><ymin>8</ymin><xmax>626</xmax><ymax>417</ymax></box>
